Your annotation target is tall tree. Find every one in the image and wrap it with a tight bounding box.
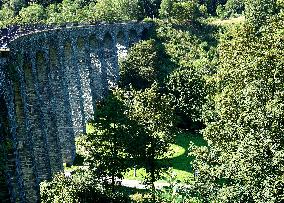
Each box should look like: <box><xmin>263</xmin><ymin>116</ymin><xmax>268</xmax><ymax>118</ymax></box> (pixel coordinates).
<box><xmin>245</xmin><ymin>0</ymin><xmax>277</xmax><ymax>29</ymax></box>
<box><xmin>190</xmin><ymin>14</ymin><xmax>284</xmax><ymax>202</ymax></box>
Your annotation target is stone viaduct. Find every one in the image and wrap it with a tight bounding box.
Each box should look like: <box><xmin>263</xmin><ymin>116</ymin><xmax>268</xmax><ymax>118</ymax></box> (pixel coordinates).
<box><xmin>0</xmin><ymin>22</ymin><xmax>152</xmax><ymax>203</ymax></box>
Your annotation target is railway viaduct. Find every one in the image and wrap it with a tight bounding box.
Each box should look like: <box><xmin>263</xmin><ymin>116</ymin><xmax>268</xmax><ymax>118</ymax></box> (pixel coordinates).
<box><xmin>0</xmin><ymin>22</ymin><xmax>151</xmax><ymax>202</ymax></box>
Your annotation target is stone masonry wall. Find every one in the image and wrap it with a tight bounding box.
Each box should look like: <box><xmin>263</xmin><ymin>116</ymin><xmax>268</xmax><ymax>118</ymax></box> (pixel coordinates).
<box><xmin>0</xmin><ymin>22</ymin><xmax>152</xmax><ymax>203</ymax></box>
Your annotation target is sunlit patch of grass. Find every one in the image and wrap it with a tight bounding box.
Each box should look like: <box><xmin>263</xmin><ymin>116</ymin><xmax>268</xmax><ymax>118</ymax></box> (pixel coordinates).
<box><xmin>86</xmin><ymin>123</ymin><xmax>94</xmax><ymax>133</ymax></box>
<box><xmin>158</xmin><ymin>144</ymin><xmax>185</xmax><ymax>160</ymax></box>
<box><xmin>210</xmin><ymin>16</ymin><xmax>245</xmax><ymax>26</ymax></box>
<box><xmin>124</xmin><ymin>132</ymin><xmax>206</xmax><ymax>183</ymax></box>
<box><xmin>71</xmin><ymin>129</ymin><xmax>206</xmax><ymax>183</ymax></box>
<box><xmin>124</xmin><ymin>168</ymin><xmax>147</xmax><ymax>181</ymax></box>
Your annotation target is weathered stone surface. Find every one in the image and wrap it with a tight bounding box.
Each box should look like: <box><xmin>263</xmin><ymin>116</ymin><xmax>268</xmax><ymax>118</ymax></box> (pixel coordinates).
<box><xmin>0</xmin><ymin>22</ymin><xmax>152</xmax><ymax>203</ymax></box>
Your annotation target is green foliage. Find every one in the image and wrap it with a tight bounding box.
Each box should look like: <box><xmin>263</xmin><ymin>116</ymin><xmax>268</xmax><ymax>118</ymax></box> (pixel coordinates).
<box><xmin>79</xmin><ymin>84</ymin><xmax>174</xmax><ymax>194</ymax></box>
<box><xmin>0</xmin><ymin>0</ymin><xmax>155</xmax><ymax>27</ymax></box>
<box><xmin>120</xmin><ymin>83</ymin><xmax>175</xmax><ymax>199</ymax></box>
<box><xmin>122</xmin><ymin>83</ymin><xmax>175</xmax><ymax>185</ymax></box>
<box><xmin>139</xmin><ymin>0</ymin><xmax>162</xmax><ymax>18</ymax></box>
<box><xmin>18</xmin><ymin>3</ymin><xmax>46</xmax><ymax>24</ymax></box>
<box><xmin>120</xmin><ymin>39</ymin><xmax>171</xmax><ymax>90</ymax></box>
<box><xmin>41</xmin><ymin>173</ymin><xmax>82</xmax><ymax>202</ymax></box>
<box><xmin>159</xmin><ymin>0</ymin><xmax>172</xmax><ymax>19</ymax></box>
<box><xmin>171</xmin><ymin>1</ymin><xmax>199</xmax><ymax>22</ymax></box>
<box><xmin>94</xmin><ymin>0</ymin><xmax>143</xmax><ymax>22</ymax></box>
<box><xmin>165</xmin><ymin>68</ymin><xmax>205</xmax><ymax>129</ymax></box>
<box><xmin>40</xmin><ymin>170</ymin><xmax>130</xmax><ymax>202</ymax></box>
<box><xmin>198</xmin><ymin>4</ymin><xmax>208</xmax><ymax>17</ymax></box>
<box><xmin>0</xmin><ymin>5</ymin><xmax>14</xmax><ymax>27</ymax></box>
<box><xmin>190</xmin><ymin>16</ymin><xmax>284</xmax><ymax>202</ymax></box>
<box><xmin>7</xmin><ymin>0</ymin><xmax>26</xmax><ymax>14</ymax></box>
<box><xmin>159</xmin><ymin>0</ymin><xmax>199</xmax><ymax>21</ymax></box>
<box><xmin>216</xmin><ymin>0</ymin><xmax>245</xmax><ymax>18</ymax></box>
<box><xmin>245</xmin><ymin>0</ymin><xmax>278</xmax><ymax>29</ymax></box>
<box><xmin>78</xmin><ymin>92</ymin><xmax>136</xmax><ymax>191</ymax></box>
<box><xmin>224</xmin><ymin>0</ymin><xmax>244</xmax><ymax>17</ymax></box>
<box><xmin>154</xmin><ymin>22</ymin><xmax>212</xmax><ymax>69</ymax></box>
<box><xmin>155</xmin><ymin>169</ymin><xmax>195</xmax><ymax>203</ymax></box>
<box><xmin>199</xmin><ymin>0</ymin><xmax>227</xmax><ymax>16</ymax></box>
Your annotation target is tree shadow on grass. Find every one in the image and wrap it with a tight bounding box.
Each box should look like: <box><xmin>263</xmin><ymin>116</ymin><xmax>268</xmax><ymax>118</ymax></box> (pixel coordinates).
<box><xmin>161</xmin><ymin>132</ymin><xmax>207</xmax><ymax>173</ymax></box>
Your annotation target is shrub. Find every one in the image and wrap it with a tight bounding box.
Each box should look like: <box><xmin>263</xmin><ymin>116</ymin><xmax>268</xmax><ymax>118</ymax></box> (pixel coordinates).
<box><xmin>40</xmin><ymin>170</ymin><xmax>130</xmax><ymax>202</ymax></box>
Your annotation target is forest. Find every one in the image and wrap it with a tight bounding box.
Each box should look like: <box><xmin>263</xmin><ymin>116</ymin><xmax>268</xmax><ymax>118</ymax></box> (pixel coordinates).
<box><xmin>1</xmin><ymin>0</ymin><xmax>284</xmax><ymax>202</ymax></box>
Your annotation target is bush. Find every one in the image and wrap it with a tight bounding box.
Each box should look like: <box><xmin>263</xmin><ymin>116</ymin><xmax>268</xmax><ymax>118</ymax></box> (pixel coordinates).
<box><xmin>40</xmin><ymin>170</ymin><xmax>130</xmax><ymax>202</ymax></box>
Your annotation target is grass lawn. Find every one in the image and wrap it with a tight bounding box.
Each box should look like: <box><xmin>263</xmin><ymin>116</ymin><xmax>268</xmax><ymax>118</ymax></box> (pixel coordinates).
<box><xmin>123</xmin><ymin>132</ymin><xmax>206</xmax><ymax>183</ymax></box>
<box><xmin>68</xmin><ymin>126</ymin><xmax>206</xmax><ymax>183</ymax></box>
<box><xmin>209</xmin><ymin>16</ymin><xmax>245</xmax><ymax>26</ymax></box>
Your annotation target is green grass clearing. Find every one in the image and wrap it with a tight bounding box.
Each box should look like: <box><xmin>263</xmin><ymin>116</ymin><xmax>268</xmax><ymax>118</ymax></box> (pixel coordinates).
<box><xmin>209</xmin><ymin>16</ymin><xmax>245</xmax><ymax>26</ymax></box>
<box><xmin>124</xmin><ymin>132</ymin><xmax>206</xmax><ymax>183</ymax></box>
<box><xmin>68</xmin><ymin>127</ymin><xmax>206</xmax><ymax>183</ymax></box>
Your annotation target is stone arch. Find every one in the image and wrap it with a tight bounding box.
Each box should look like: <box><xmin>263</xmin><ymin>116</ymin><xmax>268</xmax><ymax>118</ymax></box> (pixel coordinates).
<box><xmin>36</xmin><ymin>51</ymin><xmax>46</xmax><ymax>86</ymax></box>
<box><xmin>141</xmin><ymin>28</ymin><xmax>150</xmax><ymax>40</ymax></box>
<box><xmin>64</xmin><ymin>40</ymin><xmax>72</xmax><ymax>62</ymax></box>
<box><xmin>0</xmin><ymin>94</ymin><xmax>13</xmax><ymax>202</ymax></box>
<box><xmin>21</xmin><ymin>49</ymin><xmax>52</xmax><ymax>200</ymax></box>
<box><xmin>103</xmin><ymin>32</ymin><xmax>118</xmax><ymax>87</ymax></box>
<box><xmin>88</xmin><ymin>34</ymin><xmax>105</xmax><ymax>102</ymax></box>
<box><xmin>129</xmin><ymin>29</ymin><xmax>138</xmax><ymax>46</ymax></box>
<box><xmin>63</xmin><ymin>39</ymin><xmax>82</xmax><ymax>162</ymax></box>
<box><xmin>117</xmin><ymin>31</ymin><xmax>127</xmax><ymax>47</ymax></box>
<box><xmin>49</xmin><ymin>44</ymin><xmax>69</xmax><ymax>166</ymax></box>
<box><xmin>116</xmin><ymin>31</ymin><xmax>127</xmax><ymax>59</ymax></box>
<box><xmin>89</xmin><ymin>34</ymin><xmax>99</xmax><ymax>51</ymax></box>
<box><xmin>77</xmin><ymin>36</ymin><xmax>94</xmax><ymax>122</ymax></box>
<box><xmin>103</xmin><ymin>32</ymin><xmax>114</xmax><ymax>58</ymax></box>
<box><xmin>36</xmin><ymin>48</ymin><xmax>63</xmax><ymax>175</ymax></box>
<box><xmin>49</xmin><ymin>45</ymin><xmax>58</xmax><ymax>75</ymax></box>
